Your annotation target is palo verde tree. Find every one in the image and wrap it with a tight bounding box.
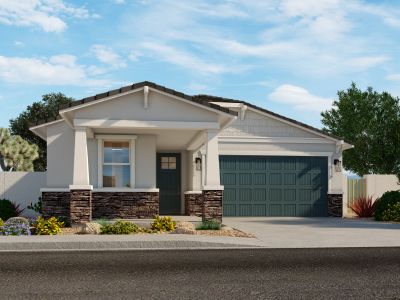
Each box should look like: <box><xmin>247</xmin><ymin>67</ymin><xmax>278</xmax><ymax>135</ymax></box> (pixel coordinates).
<box><xmin>0</xmin><ymin>128</ymin><xmax>39</xmax><ymax>171</ymax></box>
<box><xmin>321</xmin><ymin>83</ymin><xmax>400</xmax><ymax>181</ymax></box>
<box><xmin>9</xmin><ymin>93</ymin><xmax>74</xmax><ymax>171</ymax></box>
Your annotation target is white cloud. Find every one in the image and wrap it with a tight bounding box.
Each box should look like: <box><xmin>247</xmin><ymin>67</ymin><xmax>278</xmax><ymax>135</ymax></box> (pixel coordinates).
<box><xmin>0</xmin><ymin>0</ymin><xmax>95</xmax><ymax>33</ymax></box>
<box><xmin>386</xmin><ymin>74</ymin><xmax>400</xmax><ymax>81</ymax></box>
<box><xmin>128</xmin><ymin>51</ymin><xmax>141</xmax><ymax>62</ymax></box>
<box><xmin>140</xmin><ymin>42</ymin><xmax>243</xmax><ymax>74</ymax></box>
<box><xmin>269</xmin><ymin>84</ymin><xmax>333</xmax><ymax>112</ymax></box>
<box><xmin>0</xmin><ymin>54</ymin><xmax>113</xmax><ymax>87</ymax></box>
<box><xmin>14</xmin><ymin>41</ymin><xmax>25</xmax><ymax>47</ymax></box>
<box><xmin>348</xmin><ymin>56</ymin><xmax>389</xmax><ymax>71</ymax></box>
<box><xmin>114</xmin><ymin>0</ymin><xmax>126</xmax><ymax>4</ymax></box>
<box><xmin>90</xmin><ymin>44</ymin><xmax>127</xmax><ymax>69</ymax></box>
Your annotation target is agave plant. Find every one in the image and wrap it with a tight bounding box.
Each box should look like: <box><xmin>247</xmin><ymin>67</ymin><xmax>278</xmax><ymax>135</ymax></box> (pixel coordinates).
<box><xmin>349</xmin><ymin>195</ymin><xmax>376</xmax><ymax>218</ymax></box>
<box><xmin>0</xmin><ymin>199</ymin><xmax>24</xmax><ymax>221</ymax></box>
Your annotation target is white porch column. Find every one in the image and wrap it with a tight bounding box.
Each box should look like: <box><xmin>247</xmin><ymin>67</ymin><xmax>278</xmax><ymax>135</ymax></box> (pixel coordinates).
<box><xmin>69</xmin><ymin>127</ymin><xmax>92</xmax><ymax>190</ymax></box>
<box><xmin>203</xmin><ymin>129</ymin><xmax>223</xmax><ymax>190</ymax></box>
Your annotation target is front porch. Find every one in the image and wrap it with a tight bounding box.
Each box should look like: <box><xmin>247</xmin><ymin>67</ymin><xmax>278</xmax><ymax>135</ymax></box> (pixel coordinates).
<box><xmin>37</xmin><ymin>84</ymin><xmax>237</xmax><ymax>224</ymax></box>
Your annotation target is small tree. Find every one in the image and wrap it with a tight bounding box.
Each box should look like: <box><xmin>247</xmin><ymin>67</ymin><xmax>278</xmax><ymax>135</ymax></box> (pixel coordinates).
<box><xmin>321</xmin><ymin>83</ymin><xmax>400</xmax><ymax>181</ymax></box>
<box><xmin>9</xmin><ymin>93</ymin><xmax>74</xmax><ymax>171</ymax></box>
<box><xmin>0</xmin><ymin>128</ymin><xmax>39</xmax><ymax>171</ymax></box>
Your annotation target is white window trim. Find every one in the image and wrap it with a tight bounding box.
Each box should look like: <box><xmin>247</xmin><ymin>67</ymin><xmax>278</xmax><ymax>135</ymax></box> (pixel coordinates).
<box><xmin>97</xmin><ymin>135</ymin><xmax>136</xmax><ymax>189</ymax></box>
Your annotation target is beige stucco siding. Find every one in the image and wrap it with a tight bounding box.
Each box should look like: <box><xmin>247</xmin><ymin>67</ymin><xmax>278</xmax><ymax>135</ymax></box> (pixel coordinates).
<box><xmin>218</xmin><ymin>142</ymin><xmax>336</xmax><ymax>153</ymax></box>
<box><xmin>73</xmin><ymin>91</ymin><xmax>218</xmax><ymax>122</ymax></box>
<box><xmin>46</xmin><ymin>121</ymin><xmax>74</xmax><ymax>187</ymax></box>
<box><xmin>135</xmin><ymin>135</ymin><xmax>157</xmax><ymax>189</ymax></box>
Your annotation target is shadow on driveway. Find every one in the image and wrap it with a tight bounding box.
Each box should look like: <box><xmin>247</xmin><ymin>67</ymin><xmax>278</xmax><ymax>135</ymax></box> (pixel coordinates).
<box><xmin>224</xmin><ymin>217</ymin><xmax>400</xmax><ymax>230</ymax></box>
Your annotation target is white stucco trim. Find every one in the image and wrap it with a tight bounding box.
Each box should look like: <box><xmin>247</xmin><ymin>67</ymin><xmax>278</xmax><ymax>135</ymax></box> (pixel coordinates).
<box><xmin>218</xmin><ymin>136</ymin><xmax>335</xmax><ymax>144</ymax></box>
<box><xmin>29</xmin><ymin>119</ymin><xmax>64</xmax><ymax>140</ymax></box>
<box><xmin>184</xmin><ymin>191</ymin><xmax>202</xmax><ymax>194</ymax></box>
<box><xmin>69</xmin><ymin>185</ymin><xmax>93</xmax><ymax>190</ymax></box>
<box><xmin>74</xmin><ymin>119</ymin><xmax>220</xmax><ymax>130</ymax></box>
<box><xmin>40</xmin><ymin>188</ymin><xmax>69</xmax><ymax>192</ymax></box>
<box><xmin>202</xmin><ymin>185</ymin><xmax>224</xmax><ymax>190</ymax></box>
<box><xmin>95</xmin><ymin>134</ymin><xmax>137</xmax><ymax>140</ymax></box>
<box><xmin>93</xmin><ymin>188</ymin><xmax>159</xmax><ymax>192</ymax></box>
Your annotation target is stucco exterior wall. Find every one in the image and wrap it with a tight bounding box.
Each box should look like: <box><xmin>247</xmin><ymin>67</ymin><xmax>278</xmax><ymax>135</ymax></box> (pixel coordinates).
<box><xmin>135</xmin><ymin>135</ymin><xmax>157</xmax><ymax>189</ymax></box>
<box><xmin>47</xmin><ymin>121</ymin><xmax>74</xmax><ymax>187</ymax></box>
<box><xmin>0</xmin><ymin>172</ymin><xmax>46</xmax><ymax>217</ymax></box>
<box><xmin>364</xmin><ymin>175</ymin><xmax>399</xmax><ymax>199</ymax></box>
<box><xmin>73</xmin><ymin>91</ymin><xmax>218</xmax><ymax>122</ymax></box>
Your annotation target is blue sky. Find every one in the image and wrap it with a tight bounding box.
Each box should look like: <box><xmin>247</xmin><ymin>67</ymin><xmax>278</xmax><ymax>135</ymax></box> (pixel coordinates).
<box><xmin>0</xmin><ymin>0</ymin><xmax>399</xmax><ymax>128</ymax></box>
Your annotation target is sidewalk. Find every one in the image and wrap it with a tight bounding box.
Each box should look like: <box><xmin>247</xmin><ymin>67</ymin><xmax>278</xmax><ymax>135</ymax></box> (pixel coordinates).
<box><xmin>0</xmin><ymin>233</ymin><xmax>263</xmax><ymax>251</ymax></box>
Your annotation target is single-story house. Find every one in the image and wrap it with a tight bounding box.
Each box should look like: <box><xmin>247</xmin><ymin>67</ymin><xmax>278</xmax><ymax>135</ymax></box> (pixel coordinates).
<box><xmin>30</xmin><ymin>81</ymin><xmax>353</xmax><ymax>224</ymax></box>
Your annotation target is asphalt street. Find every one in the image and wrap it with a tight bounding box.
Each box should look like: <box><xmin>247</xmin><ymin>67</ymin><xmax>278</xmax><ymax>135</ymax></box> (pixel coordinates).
<box><xmin>1</xmin><ymin>248</ymin><xmax>400</xmax><ymax>299</ymax></box>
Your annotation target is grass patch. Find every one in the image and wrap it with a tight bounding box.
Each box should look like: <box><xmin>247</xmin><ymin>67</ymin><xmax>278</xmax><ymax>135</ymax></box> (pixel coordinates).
<box><xmin>196</xmin><ymin>219</ymin><xmax>221</xmax><ymax>230</ymax></box>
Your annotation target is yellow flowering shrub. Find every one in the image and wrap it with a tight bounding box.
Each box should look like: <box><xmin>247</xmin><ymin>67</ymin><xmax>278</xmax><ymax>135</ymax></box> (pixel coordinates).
<box><xmin>34</xmin><ymin>217</ymin><xmax>64</xmax><ymax>235</ymax></box>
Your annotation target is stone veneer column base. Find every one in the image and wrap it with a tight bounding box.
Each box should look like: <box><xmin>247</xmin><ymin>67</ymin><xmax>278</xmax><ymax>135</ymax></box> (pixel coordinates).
<box><xmin>92</xmin><ymin>192</ymin><xmax>159</xmax><ymax>219</ymax></box>
<box><xmin>185</xmin><ymin>193</ymin><xmax>203</xmax><ymax>216</ymax></box>
<box><xmin>41</xmin><ymin>192</ymin><xmax>71</xmax><ymax>224</ymax></box>
<box><xmin>70</xmin><ymin>190</ymin><xmax>92</xmax><ymax>224</ymax></box>
<box><xmin>327</xmin><ymin>193</ymin><xmax>343</xmax><ymax>217</ymax></box>
<box><xmin>202</xmin><ymin>190</ymin><xmax>223</xmax><ymax>223</ymax></box>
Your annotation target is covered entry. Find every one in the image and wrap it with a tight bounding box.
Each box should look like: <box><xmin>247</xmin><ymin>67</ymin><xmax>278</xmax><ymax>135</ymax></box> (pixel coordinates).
<box><xmin>220</xmin><ymin>156</ymin><xmax>328</xmax><ymax>217</ymax></box>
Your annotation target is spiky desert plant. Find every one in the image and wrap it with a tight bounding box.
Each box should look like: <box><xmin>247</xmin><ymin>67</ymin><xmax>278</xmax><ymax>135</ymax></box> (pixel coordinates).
<box><xmin>0</xmin><ymin>128</ymin><xmax>39</xmax><ymax>171</ymax></box>
<box><xmin>349</xmin><ymin>195</ymin><xmax>376</xmax><ymax>218</ymax></box>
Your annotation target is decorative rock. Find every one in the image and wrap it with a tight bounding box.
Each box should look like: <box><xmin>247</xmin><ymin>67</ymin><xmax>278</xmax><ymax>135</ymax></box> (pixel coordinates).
<box><xmin>77</xmin><ymin>222</ymin><xmax>102</xmax><ymax>234</ymax></box>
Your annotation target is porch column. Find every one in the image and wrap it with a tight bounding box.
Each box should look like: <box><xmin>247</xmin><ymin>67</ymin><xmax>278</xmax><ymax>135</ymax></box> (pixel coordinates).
<box><xmin>202</xmin><ymin>129</ymin><xmax>223</xmax><ymax>223</ymax></box>
<box><xmin>69</xmin><ymin>126</ymin><xmax>92</xmax><ymax>224</ymax></box>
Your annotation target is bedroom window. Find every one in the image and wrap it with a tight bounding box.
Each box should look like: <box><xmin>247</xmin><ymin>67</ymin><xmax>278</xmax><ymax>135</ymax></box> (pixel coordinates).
<box><xmin>102</xmin><ymin>141</ymin><xmax>131</xmax><ymax>187</ymax></box>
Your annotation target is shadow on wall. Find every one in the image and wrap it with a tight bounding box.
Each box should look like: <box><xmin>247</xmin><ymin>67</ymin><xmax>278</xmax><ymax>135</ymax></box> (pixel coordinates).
<box><xmin>0</xmin><ymin>172</ymin><xmax>46</xmax><ymax>217</ymax></box>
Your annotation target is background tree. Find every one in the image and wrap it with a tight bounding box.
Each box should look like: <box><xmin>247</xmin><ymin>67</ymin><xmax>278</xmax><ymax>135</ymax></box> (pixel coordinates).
<box><xmin>321</xmin><ymin>83</ymin><xmax>400</xmax><ymax>181</ymax></box>
<box><xmin>0</xmin><ymin>128</ymin><xmax>39</xmax><ymax>171</ymax></box>
<box><xmin>9</xmin><ymin>93</ymin><xmax>74</xmax><ymax>171</ymax></box>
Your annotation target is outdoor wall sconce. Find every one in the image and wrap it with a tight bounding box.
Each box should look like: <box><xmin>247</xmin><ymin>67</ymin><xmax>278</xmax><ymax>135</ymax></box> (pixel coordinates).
<box><xmin>333</xmin><ymin>159</ymin><xmax>342</xmax><ymax>172</ymax></box>
<box><xmin>195</xmin><ymin>157</ymin><xmax>202</xmax><ymax>171</ymax></box>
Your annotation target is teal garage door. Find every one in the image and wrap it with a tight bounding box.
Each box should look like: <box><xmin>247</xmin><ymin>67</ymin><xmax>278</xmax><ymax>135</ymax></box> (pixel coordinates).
<box><xmin>220</xmin><ymin>156</ymin><xmax>328</xmax><ymax>217</ymax></box>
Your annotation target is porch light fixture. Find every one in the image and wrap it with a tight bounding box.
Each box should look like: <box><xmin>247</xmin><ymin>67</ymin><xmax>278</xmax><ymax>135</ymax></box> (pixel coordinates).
<box><xmin>333</xmin><ymin>159</ymin><xmax>342</xmax><ymax>172</ymax></box>
<box><xmin>195</xmin><ymin>157</ymin><xmax>202</xmax><ymax>171</ymax></box>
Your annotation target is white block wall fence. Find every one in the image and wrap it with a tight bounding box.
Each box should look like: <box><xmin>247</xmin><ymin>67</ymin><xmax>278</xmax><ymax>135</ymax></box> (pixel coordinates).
<box><xmin>0</xmin><ymin>172</ymin><xmax>46</xmax><ymax>217</ymax></box>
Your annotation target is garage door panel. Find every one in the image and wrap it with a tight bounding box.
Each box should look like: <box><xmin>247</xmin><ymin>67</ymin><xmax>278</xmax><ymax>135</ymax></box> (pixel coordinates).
<box><xmin>239</xmin><ymin>189</ymin><xmax>252</xmax><ymax>201</ymax></box>
<box><xmin>253</xmin><ymin>204</ymin><xmax>266</xmax><ymax>216</ymax></box>
<box><xmin>283</xmin><ymin>204</ymin><xmax>296</xmax><ymax>216</ymax></box>
<box><xmin>239</xmin><ymin>173</ymin><xmax>252</xmax><ymax>185</ymax></box>
<box><xmin>239</xmin><ymin>204</ymin><xmax>252</xmax><ymax>216</ymax></box>
<box><xmin>220</xmin><ymin>156</ymin><xmax>328</xmax><ymax>217</ymax></box>
<box><xmin>253</xmin><ymin>173</ymin><xmax>267</xmax><ymax>185</ymax></box>
<box><xmin>283</xmin><ymin>173</ymin><xmax>296</xmax><ymax>185</ymax></box>
<box><xmin>223</xmin><ymin>204</ymin><xmax>236</xmax><ymax>216</ymax></box>
<box><xmin>253</xmin><ymin>189</ymin><xmax>267</xmax><ymax>201</ymax></box>
<box><xmin>269</xmin><ymin>189</ymin><xmax>282</xmax><ymax>201</ymax></box>
<box><xmin>269</xmin><ymin>173</ymin><xmax>282</xmax><ymax>185</ymax></box>
<box><xmin>222</xmin><ymin>173</ymin><xmax>236</xmax><ymax>185</ymax></box>
<box><xmin>283</xmin><ymin>189</ymin><xmax>296</xmax><ymax>201</ymax></box>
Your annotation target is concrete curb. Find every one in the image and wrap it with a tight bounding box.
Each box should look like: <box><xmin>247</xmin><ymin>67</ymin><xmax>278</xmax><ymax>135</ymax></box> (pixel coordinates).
<box><xmin>0</xmin><ymin>234</ymin><xmax>263</xmax><ymax>251</ymax></box>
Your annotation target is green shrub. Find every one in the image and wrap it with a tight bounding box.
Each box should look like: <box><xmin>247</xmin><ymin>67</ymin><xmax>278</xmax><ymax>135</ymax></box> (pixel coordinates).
<box><xmin>196</xmin><ymin>219</ymin><xmax>221</xmax><ymax>230</ymax></box>
<box><xmin>0</xmin><ymin>199</ymin><xmax>24</xmax><ymax>220</ymax></box>
<box><xmin>100</xmin><ymin>220</ymin><xmax>139</xmax><ymax>234</ymax></box>
<box><xmin>375</xmin><ymin>191</ymin><xmax>400</xmax><ymax>221</ymax></box>
<box><xmin>381</xmin><ymin>202</ymin><xmax>400</xmax><ymax>222</ymax></box>
<box><xmin>0</xmin><ymin>218</ymin><xmax>3</xmax><ymax>227</ymax></box>
<box><xmin>151</xmin><ymin>216</ymin><xmax>176</xmax><ymax>232</ymax></box>
<box><xmin>27</xmin><ymin>197</ymin><xmax>43</xmax><ymax>214</ymax></box>
<box><xmin>34</xmin><ymin>217</ymin><xmax>64</xmax><ymax>235</ymax></box>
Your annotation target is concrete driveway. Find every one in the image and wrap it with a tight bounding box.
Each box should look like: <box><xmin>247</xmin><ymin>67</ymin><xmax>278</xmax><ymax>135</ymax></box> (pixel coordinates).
<box><xmin>223</xmin><ymin>217</ymin><xmax>400</xmax><ymax>248</ymax></box>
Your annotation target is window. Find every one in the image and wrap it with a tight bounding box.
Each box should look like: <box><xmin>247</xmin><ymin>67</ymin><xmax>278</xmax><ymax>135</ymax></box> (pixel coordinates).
<box><xmin>102</xmin><ymin>141</ymin><xmax>131</xmax><ymax>187</ymax></box>
<box><xmin>161</xmin><ymin>156</ymin><xmax>176</xmax><ymax>170</ymax></box>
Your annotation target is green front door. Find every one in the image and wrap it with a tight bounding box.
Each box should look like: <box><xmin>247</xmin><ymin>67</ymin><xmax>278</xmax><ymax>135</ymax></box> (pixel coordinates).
<box><xmin>220</xmin><ymin>156</ymin><xmax>328</xmax><ymax>217</ymax></box>
<box><xmin>157</xmin><ymin>153</ymin><xmax>181</xmax><ymax>215</ymax></box>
